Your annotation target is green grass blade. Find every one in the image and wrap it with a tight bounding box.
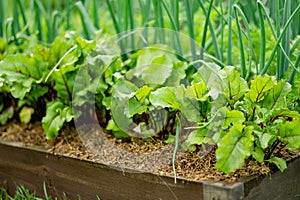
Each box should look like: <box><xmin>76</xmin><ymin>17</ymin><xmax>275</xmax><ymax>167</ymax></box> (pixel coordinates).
<box><xmin>291</xmin><ymin>0</ymin><xmax>300</xmax><ymax>38</ymax></box>
<box><xmin>280</xmin><ymin>0</ymin><xmax>292</xmax><ymax>79</ymax></box>
<box><xmin>138</xmin><ymin>0</ymin><xmax>151</xmax><ymax>47</ymax></box>
<box><xmin>260</xmin><ymin>3</ymin><xmax>300</xmax><ymax>75</ymax></box>
<box><xmin>233</xmin><ymin>4</ymin><xmax>255</xmax><ymax>79</ymax></box>
<box><xmin>0</xmin><ymin>0</ymin><xmax>3</xmax><ymax>37</ymax></box>
<box><xmin>105</xmin><ymin>0</ymin><xmax>128</xmax><ymax>60</ymax></box>
<box><xmin>233</xmin><ymin>5</ymin><xmax>246</xmax><ymax>78</ymax></box>
<box><xmin>51</xmin><ymin>11</ymin><xmax>62</xmax><ymax>43</ymax></box>
<box><xmin>160</xmin><ymin>0</ymin><xmax>182</xmax><ymax>56</ymax></box>
<box><xmin>257</xmin><ymin>1</ymin><xmax>297</xmax><ymax>79</ymax></box>
<box><xmin>93</xmin><ymin>0</ymin><xmax>100</xmax><ymax>29</ymax></box>
<box><xmin>105</xmin><ymin>0</ymin><xmax>121</xmax><ymax>34</ymax></box>
<box><xmin>65</xmin><ymin>0</ymin><xmax>72</xmax><ymax>30</ymax></box>
<box><xmin>257</xmin><ymin>1</ymin><xmax>266</xmax><ymax>73</ymax></box>
<box><xmin>74</xmin><ymin>1</ymin><xmax>96</xmax><ymax>40</ymax></box>
<box><xmin>184</xmin><ymin>0</ymin><xmax>197</xmax><ymax>61</ymax></box>
<box><xmin>152</xmin><ymin>0</ymin><xmax>165</xmax><ymax>43</ymax></box>
<box><xmin>17</xmin><ymin>0</ymin><xmax>30</xmax><ymax>36</ymax></box>
<box><xmin>227</xmin><ymin>0</ymin><xmax>233</xmax><ymax>65</ymax></box>
<box><xmin>199</xmin><ymin>0</ymin><xmax>214</xmax><ymax>62</ymax></box>
<box><xmin>288</xmin><ymin>50</ymin><xmax>300</xmax><ymax>84</ymax></box>
<box><xmin>172</xmin><ymin>114</ymin><xmax>181</xmax><ymax>184</ymax></box>
<box><xmin>12</xmin><ymin>0</ymin><xmax>20</xmax><ymax>33</ymax></box>
<box><xmin>275</xmin><ymin>0</ymin><xmax>281</xmax><ymax>80</ymax></box>
<box><xmin>197</xmin><ymin>0</ymin><xmax>222</xmax><ymax>62</ymax></box>
<box><xmin>128</xmin><ymin>0</ymin><xmax>135</xmax><ymax>50</ymax></box>
<box><xmin>170</xmin><ymin>0</ymin><xmax>179</xmax><ymax>29</ymax></box>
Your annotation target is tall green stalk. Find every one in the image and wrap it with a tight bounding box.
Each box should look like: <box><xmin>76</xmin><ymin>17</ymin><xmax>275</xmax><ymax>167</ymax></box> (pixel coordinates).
<box><xmin>34</xmin><ymin>0</ymin><xmax>43</xmax><ymax>41</ymax></box>
<box><xmin>152</xmin><ymin>0</ymin><xmax>165</xmax><ymax>43</ymax></box>
<box><xmin>160</xmin><ymin>0</ymin><xmax>182</xmax><ymax>56</ymax></box>
<box><xmin>257</xmin><ymin>1</ymin><xmax>266</xmax><ymax>74</ymax></box>
<box><xmin>260</xmin><ymin>3</ymin><xmax>300</xmax><ymax>75</ymax></box>
<box><xmin>275</xmin><ymin>0</ymin><xmax>281</xmax><ymax>80</ymax></box>
<box><xmin>105</xmin><ymin>0</ymin><xmax>128</xmax><ymax>60</ymax></box>
<box><xmin>233</xmin><ymin>5</ymin><xmax>246</xmax><ymax>78</ymax></box>
<box><xmin>280</xmin><ymin>0</ymin><xmax>292</xmax><ymax>79</ymax></box>
<box><xmin>128</xmin><ymin>0</ymin><xmax>135</xmax><ymax>50</ymax></box>
<box><xmin>0</xmin><ymin>0</ymin><xmax>4</xmax><ymax>37</ymax></box>
<box><xmin>227</xmin><ymin>0</ymin><xmax>233</xmax><ymax>65</ymax></box>
<box><xmin>93</xmin><ymin>0</ymin><xmax>99</xmax><ymax>29</ymax></box>
<box><xmin>74</xmin><ymin>1</ymin><xmax>96</xmax><ymax>40</ymax></box>
<box><xmin>16</xmin><ymin>0</ymin><xmax>30</xmax><ymax>36</ymax></box>
<box><xmin>199</xmin><ymin>0</ymin><xmax>214</xmax><ymax>62</ymax></box>
<box><xmin>197</xmin><ymin>0</ymin><xmax>221</xmax><ymax>62</ymax></box>
<box><xmin>184</xmin><ymin>0</ymin><xmax>197</xmax><ymax>61</ymax></box>
<box><xmin>12</xmin><ymin>0</ymin><xmax>20</xmax><ymax>34</ymax></box>
<box><xmin>138</xmin><ymin>0</ymin><xmax>151</xmax><ymax>47</ymax></box>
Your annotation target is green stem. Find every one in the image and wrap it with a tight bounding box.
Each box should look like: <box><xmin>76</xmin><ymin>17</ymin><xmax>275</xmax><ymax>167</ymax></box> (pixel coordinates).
<box><xmin>34</xmin><ymin>0</ymin><xmax>43</xmax><ymax>41</ymax></box>
<box><xmin>184</xmin><ymin>0</ymin><xmax>197</xmax><ymax>61</ymax></box>
<box><xmin>128</xmin><ymin>0</ymin><xmax>135</xmax><ymax>50</ymax></box>
<box><xmin>74</xmin><ymin>1</ymin><xmax>96</xmax><ymax>40</ymax></box>
<box><xmin>227</xmin><ymin>0</ymin><xmax>233</xmax><ymax>65</ymax></box>
<box><xmin>199</xmin><ymin>0</ymin><xmax>214</xmax><ymax>62</ymax></box>
<box><xmin>160</xmin><ymin>0</ymin><xmax>183</xmax><ymax>56</ymax></box>
<box><xmin>279</xmin><ymin>0</ymin><xmax>291</xmax><ymax>79</ymax></box>
<box><xmin>12</xmin><ymin>0</ymin><xmax>20</xmax><ymax>33</ymax></box>
<box><xmin>257</xmin><ymin>1</ymin><xmax>266</xmax><ymax>74</ymax></box>
<box><xmin>288</xmin><ymin>52</ymin><xmax>300</xmax><ymax>84</ymax></box>
<box><xmin>233</xmin><ymin>6</ymin><xmax>246</xmax><ymax>78</ymax></box>
<box><xmin>260</xmin><ymin>3</ymin><xmax>300</xmax><ymax>75</ymax></box>
<box><xmin>172</xmin><ymin>113</ymin><xmax>181</xmax><ymax>184</ymax></box>
<box><xmin>17</xmin><ymin>0</ymin><xmax>30</xmax><ymax>36</ymax></box>
<box><xmin>93</xmin><ymin>0</ymin><xmax>99</xmax><ymax>29</ymax></box>
<box><xmin>0</xmin><ymin>0</ymin><xmax>3</xmax><ymax>37</ymax></box>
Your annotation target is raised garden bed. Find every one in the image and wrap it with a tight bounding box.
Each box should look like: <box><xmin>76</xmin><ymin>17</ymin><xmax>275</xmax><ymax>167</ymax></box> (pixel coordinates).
<box><xmin>0</xmin><ymin>127</ymin><xmax>299</xmax><ymax>200</ymax></box>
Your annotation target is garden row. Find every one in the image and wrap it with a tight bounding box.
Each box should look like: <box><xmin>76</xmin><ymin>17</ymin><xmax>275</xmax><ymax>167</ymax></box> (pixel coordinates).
<box><xmin>0</xmin><ymin>0</ymin><xmax>300</xmax><ymax>176</ymax></box>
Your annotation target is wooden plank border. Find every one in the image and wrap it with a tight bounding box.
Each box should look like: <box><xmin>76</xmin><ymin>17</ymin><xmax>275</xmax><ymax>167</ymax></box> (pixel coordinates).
<box><xmin>0</xmin><ymin>141</ymin><xmax>299</xmax><ymax>200</ymax></box>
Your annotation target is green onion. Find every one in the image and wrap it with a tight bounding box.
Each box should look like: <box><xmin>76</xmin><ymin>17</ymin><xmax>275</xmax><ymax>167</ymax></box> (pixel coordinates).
<box><xmin>184</xmin><ymin>0</ymin><xmax>197</xmax><ymax>61</ymax></box>
<box><xmin>227</xmin><ymin>0</ymin><xmax>233</xmax><ymax>65</ymax></box>
<box><xmin>260</xmin><ymin>3</ymin><xmax>300</xmax><ymax>75</ymax></box>
<box><xmin>199</xmin><ymin>0</ymin><xmax>214</xmax><ymax>62</ymax></box>
<box><xmin>233</xmin><ymin>5</ymin><xmax>246</xmax><ymax>78</ymax></box>
<box><xmin>257</xmin><ymin>1</ymin><xmax>266</xmax><ymax>74</ymax></box>
<box><xmin>74</xmin><ymin>1</ymin><xmax>96</xmax><ymax>40</ymax></box>
<box><xmin>0</xmin><ymin>0</ymin><xmax>4</xmax><ymax>37</ymax></box>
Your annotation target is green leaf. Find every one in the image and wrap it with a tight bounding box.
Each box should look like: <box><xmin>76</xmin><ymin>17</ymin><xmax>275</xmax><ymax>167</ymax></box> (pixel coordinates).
<box><xmin>0</xmin><ymin>106</ymin><xmax>14</xmax><ymax>125</ymax></box>
<box><xmin>279</xmin><ymin>120</ymin><xmax>300</xmax><ymax>150</ymax></box>
<box><xmin>0</xmin><ymin>54</ymin><xmax>48</xmax><ymax>99</ymax></box>
<box><xmin>106</xmin><ymin>119</ymin><xmax>129</xmax><ymax>138</ymax></box>
<box><xmin>19</xmin><ymin>106</ymin><xmax>34</xmax><ymax>124</ymax></box>
<box><xmin>222</xmin><ymin>108</ymin><xmax>246</xmax><ymax>129</ymax></box>
<box><xmin>262</xmin><ymin>80</ymin><xmax>291</xmax><ymax>111</ymax></box>
<box><xmin>215</xmin><ymin>124</ymin><xmax>254</xmax><ymax>174</ymax></box>
<box><xmin>252</xmin><ymin>145</ymin><xmax>265</xmax><ymax>162</ymax></box>
<box><xmin>185</xmin><ymin>128</ymin><xmax>211</xmax><ymax>146</ymax></box>
<box><xmin>132</xmin><ymin>45</ymin><xmax>179</xmax><ymax>86</ymax></box>
<box><xmin>112</xmin><ymin>78</ymin><xmax>138</xmax><ymax>99</ymax></box>
<box><xmin>53</xmin><ymin>70</ymin><xmax>76</xmax><ymax>103</ymax></box>
<box><xmin>222</xmin><ymin>66</ymin><xmax>249</xmax><ymax>106</ymax></box>
<box><xmin>267</xmin><ymin>157</ymin><xmax>287</xmax><ymax>172</ymax></box>
<box><xmin>128</xmin><ymin>98</ymin><xmax>148</xmax><ymax>117</ymax></box>
<box><xmin>42</xmin><ymin>101</ymin><xmax>73</xmax><ymax>139</ymax></box>
<box><xmin>186</xmin><ymin>82</ymin><xmax>208</xmax><ymax>101</ymax></box>
<box><xmin>247</xmin><ymin>75</ymin><xmax>274</xmax><ymax>103</ymax></box>
<box><xmin>134</xmin><ymin>85</ymin><xmax>152</xmax><ymax>103</ymax></box>
<box><xmin>164</xmin><ymin>61</ymin><xmax>188</xmax><ymax>87</ymax></box>
<box><xmin>149</xmin><ymin>87</ymin><xmax>180</xmax><ymax>110</ymax></box>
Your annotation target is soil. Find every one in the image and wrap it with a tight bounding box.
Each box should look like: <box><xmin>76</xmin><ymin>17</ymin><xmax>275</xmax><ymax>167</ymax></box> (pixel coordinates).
<box><xmin>0</xmin><ymin>120</ymin><xmax>299</xmax><ymax>183</ymax></box>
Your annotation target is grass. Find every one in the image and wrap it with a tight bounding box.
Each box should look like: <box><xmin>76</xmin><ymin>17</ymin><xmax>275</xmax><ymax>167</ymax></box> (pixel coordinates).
<box><xmin>0</xmin><ymin>184</ymin><xmax>101</xmax><ymax>200</ymax></box>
